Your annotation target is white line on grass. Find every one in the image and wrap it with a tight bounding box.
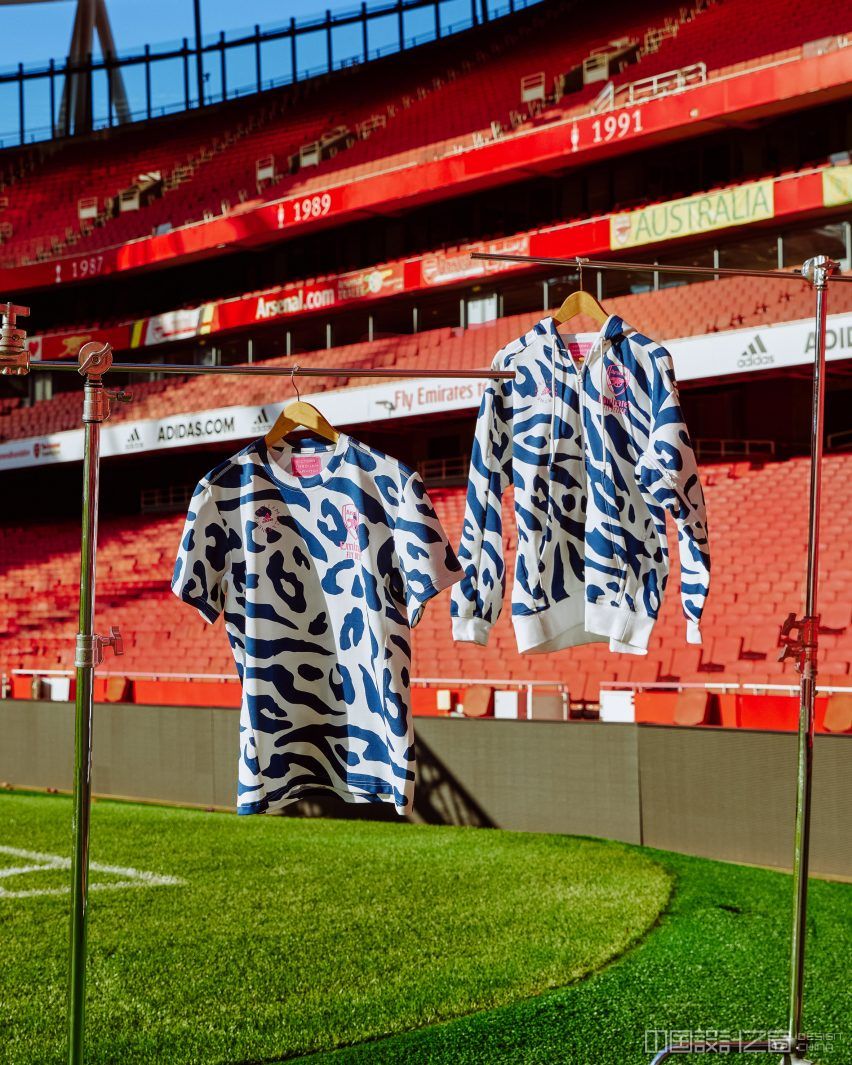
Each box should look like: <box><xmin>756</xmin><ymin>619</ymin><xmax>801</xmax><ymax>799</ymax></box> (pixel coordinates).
<box><xmin>0</xmin><ymin>845</ymin><xmax>185</xmax><ymax>899</ymax></box>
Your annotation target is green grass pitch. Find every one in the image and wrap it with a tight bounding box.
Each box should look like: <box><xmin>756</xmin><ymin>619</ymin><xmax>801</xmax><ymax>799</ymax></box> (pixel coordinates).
<box><xmin>1</xmin><ymin>791</ymin><xmax>850</xmax><ymax>1064</ymax></box>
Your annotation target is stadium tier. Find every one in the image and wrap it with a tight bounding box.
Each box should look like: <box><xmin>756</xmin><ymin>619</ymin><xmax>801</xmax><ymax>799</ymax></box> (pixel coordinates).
<box><xmin>5</xmin><ymin>271</ymin><xmax>852</xmax><ymax>443</ymax></box>
<box><xmin>281</xmin><ymin>0</ymin><xmax>851</xmax><ymax>197</ymax></box>
<box><xmin>2</xmin><ymin>454</ymin><xmax>851</xmax><ymax>716</ymax></box>
<box><xmin>2</xmin><ymin>0</ymin><xmax>577</xmax><ymax>264</ymax></box>
<box><xmin>2</xmin><ymin>0</ymin><xmax>848</xmax><ymax>268</ymax></box>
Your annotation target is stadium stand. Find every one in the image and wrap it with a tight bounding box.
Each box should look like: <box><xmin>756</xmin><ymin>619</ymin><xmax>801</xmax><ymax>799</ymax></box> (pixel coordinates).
<box><xmin>2</xmin><ymin>0</ymin><xmax>850</xmax><ymax>737</ymax></box>
<box><xmin>2</xmin><ymin>454</ymin><xmax>851</xmax><ymax>714</ymax></box>
<box><xmin>277</xmin><ymin>0</ymin><xmax>852</xmax><ymax>195</ymax></box>
<box><xmin>2</xmin><ymin>0</ymin><xmax>848</xmax><ymax>266</ymax></box>
<box><xmin>1</xmin><ymin>0</ymin><xmax>580</xmax><ymax>264</ymax></box>
<box><xmin>5</xmin><ymin>270</ymin><xmax>852</xmax><ymax>443</ymax></box>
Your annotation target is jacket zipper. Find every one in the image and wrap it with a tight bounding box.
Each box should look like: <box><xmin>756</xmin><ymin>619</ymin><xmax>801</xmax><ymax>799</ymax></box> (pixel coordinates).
<box><xmin>598</xmin><ymin>347</ymin><xmax>628</xmax><ymax>605</ymax></box>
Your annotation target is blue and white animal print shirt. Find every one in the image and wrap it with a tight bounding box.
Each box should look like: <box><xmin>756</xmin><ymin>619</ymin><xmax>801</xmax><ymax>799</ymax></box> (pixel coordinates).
<box><xmin>172</xmin><ymin>434</ymin><xmax>462</xmax><ymax>815</ymax></box>
<box><xmin>451</xmin><ymin>316</ymin><xmax>710</xmax><ymax>656</ymax></box>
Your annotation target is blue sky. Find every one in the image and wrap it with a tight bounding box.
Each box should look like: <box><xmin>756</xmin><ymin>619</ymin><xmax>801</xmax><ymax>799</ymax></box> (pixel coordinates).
<box><xmin>2</xmin><ymin>1</ymin><xmax>373</xmax><ymax>67</ymax></box>
<box><xmin>0</xmin><ymin>0</ymin><xmax>485</xmax><ymax>143</ymax></box>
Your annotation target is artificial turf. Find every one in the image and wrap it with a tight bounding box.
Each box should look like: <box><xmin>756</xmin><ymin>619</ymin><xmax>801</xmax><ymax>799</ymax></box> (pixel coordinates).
<box><xmin>0</xmin><ymin>791</ymin><xmax>671</xmax><ymax>1064</ymax></box>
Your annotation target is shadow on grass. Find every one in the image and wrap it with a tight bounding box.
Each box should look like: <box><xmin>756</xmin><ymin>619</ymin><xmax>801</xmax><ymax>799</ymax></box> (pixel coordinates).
<box><xmin>272</xmin><ymin>734</ymin><xmax>495</xmax><ymax>829</ymax></box>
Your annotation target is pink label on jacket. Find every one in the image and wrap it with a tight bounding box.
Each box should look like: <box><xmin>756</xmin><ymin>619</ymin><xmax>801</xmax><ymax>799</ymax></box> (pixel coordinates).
<box><xmin>291</xmin><ymin>455</ymin><xmax>322</xmax><ymax>477</ymax></box>
<box><xmin>567</xmin><ymin>341</ymin><xmax>593</xmax><ymax>362</ymax></box>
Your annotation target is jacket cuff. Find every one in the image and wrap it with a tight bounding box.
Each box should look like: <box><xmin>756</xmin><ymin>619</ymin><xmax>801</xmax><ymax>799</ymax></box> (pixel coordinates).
<box><xmin>686</xmin><ymin>619</ymin><xmax>702</xmax><ymax>645</ymax></box>
<box><xmin>609</xmin><ymin>637</ymin><xmax>648</xmax><ymax>656</ymax></box>
<box><xmin>452</xmin><ymin>616</ymin><xmax>492</xmax><ymax>645</ymax></box>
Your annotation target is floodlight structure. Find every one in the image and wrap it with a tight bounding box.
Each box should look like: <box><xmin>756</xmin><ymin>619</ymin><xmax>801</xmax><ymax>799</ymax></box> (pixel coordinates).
<box><xmin>1</xmin><ymin>0</ymin><xmax>131</xmax><ymax>135</ymax></box>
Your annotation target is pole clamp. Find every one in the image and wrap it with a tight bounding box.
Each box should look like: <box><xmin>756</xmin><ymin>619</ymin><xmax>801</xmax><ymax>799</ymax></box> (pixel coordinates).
<box><xmin>0</xmin><ymin>302</ymin><xmax>30</xmax><ymax>376</ymax></box>
<box><xmin>75</xmin><ymin>627</ymin><xmax>124</xmax><ymax>669</ymax></box>
<box><xmin>82</xmin><ymin>380</ymin><xmax>109</xmax><ymax>423</ymax></box>
<box><xmin>81</xmin><ymin>383</ymin><xmax>132</xmax><ymax>423</ymax></box>
<box><xmin>77</xmin><ymin>340</ymin><xmax>113</xmax><ymax>378</ymax></box>
<box><xmin>777</xmin><ymin>613</ymin><xmax>819</xmax><ymax>673</ymax></box>
<box><xmin>801</xmin><ymin>255</ymin><xmax>838</xmax><ymax>289</ymax></box>
<box><xmin>78</xmin><ymin>340</ymin><xmax>121</xmax><ymax>423</ymax></box>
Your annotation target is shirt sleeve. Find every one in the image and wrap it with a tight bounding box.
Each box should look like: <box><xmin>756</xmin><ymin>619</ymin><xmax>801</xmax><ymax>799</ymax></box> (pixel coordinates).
<box><xmin>395</xmin><ymin>470</ymin><xmax>462</xmax><ymax>629</ymax></box>
<box><xmin>450</xmin><ymin>355</ymin><xmax>513</xmax><ymax>645</ymax></box>
<box><xmin>171</xmin><ymin>482</ymin><xmax>229</xmax><ymax>624</ymax></box>
<box><xmin>635</xmin><ymin>348</ymin><xmax>710</xmax><ymax>645</ymax></box>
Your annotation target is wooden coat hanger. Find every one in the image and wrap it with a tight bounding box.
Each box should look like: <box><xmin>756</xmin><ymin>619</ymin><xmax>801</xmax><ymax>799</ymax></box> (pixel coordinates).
<box><xmin>552</xmin><ymin>263</ymin><xmax>609</xmax><ymax>326</ymax></box>
<box><xmin>264</xmin><ymin>365</ymin><xmax>340</xmax><ymax>447</ymax></box>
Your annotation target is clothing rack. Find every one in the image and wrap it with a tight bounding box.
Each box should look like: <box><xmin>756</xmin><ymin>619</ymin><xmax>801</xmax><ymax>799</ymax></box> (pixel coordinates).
<box><xmin>3</xmin><ymin>252</ymin><xmax>842</xmax><ymax>1065</ymax></box>
<box><xmin>469</xmin><ymin>250</ymin><xmax>852</xmax><ymax>285</ymax></box>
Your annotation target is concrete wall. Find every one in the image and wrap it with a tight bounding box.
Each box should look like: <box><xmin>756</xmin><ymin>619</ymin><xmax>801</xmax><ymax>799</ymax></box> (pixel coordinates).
<box><xmin>1</xmin><ymin>701</ymin><xmax>849</xmax><ymax>877</ymax></box>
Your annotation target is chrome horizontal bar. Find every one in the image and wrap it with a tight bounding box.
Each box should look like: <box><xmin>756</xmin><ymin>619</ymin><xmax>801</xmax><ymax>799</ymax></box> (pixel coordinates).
<box><xmin>29</xmin><ymin>360</ymin><xmax>514</xmax><ymax>379</ymax></box>
<box><xmin>469</xmin><ymin>251</ymin><xmax>852</xmax><ymax>282</ymax></box>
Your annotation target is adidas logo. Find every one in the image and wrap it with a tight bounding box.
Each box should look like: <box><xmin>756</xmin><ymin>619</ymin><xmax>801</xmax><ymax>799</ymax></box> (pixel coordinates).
<box><xmin>252</xmin><ymin>408</ymin><xmax>271</xmax><ymax>433</ymax></box>
<box><xmin>736</xmin><ymin>334</ymin><xmax>773</xmax><ymax>369</ymax></box>
<box><xmin>124</xmin><ymin>427</ymin><xmax>143</xmax><ymax>450</ymax></box>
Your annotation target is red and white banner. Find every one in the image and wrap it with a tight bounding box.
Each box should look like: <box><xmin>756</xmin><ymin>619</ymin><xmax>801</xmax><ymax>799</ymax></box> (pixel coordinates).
<box><xmin>212</xmin><ymin>262</ymin><xmax>405</xmax><ymax>333</ymax></box>
<box><xmin>139</xmin><ymin>307</ymin><xmax>204</xmax><ymax>347</ymax></box>
<box><xmin>421</xmin><ymin>235</ymin><xmax>531</xmax><ymax>286</ymax></box>
<box><xmin>28</xmin><ymin>325</ymin><xmax>134</xmax><ymax>361</ymax></box>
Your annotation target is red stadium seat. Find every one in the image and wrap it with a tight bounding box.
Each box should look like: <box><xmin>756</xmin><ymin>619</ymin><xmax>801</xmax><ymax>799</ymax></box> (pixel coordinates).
<box><xmin>6</xmin><ymin>449</ymin><xmax>843</xmax><ymax>707</ymax></box>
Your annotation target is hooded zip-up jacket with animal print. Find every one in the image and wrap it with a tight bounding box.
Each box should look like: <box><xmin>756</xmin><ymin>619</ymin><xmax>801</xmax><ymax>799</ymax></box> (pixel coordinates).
<box><xmin>450</xmin><ymin>315</ymin><xmax>710</xmax><ymax>655</ymax></box>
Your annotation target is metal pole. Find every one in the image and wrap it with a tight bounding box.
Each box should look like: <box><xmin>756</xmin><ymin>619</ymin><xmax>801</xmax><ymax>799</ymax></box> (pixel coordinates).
<box><xmin>31</xmin><ymin>360</ymin><xmax>515</xmax><ymax>379</ymax></box>
<box><xmin>144</xmin><ymin>44</ymin><xmax>151</xmax><ymax>119</ymax></box>
<box><xmin>643</xmin><ymin>256</ymin><xmax>838</xmax><ymax>1065</ymax></box>
<box><xmin>17</xmin><ymin>63</ymin><xmax>24</xmax><ymax>145</ymax></box>
<box><xmin>182</xmin><ymin>38</ymin><xmax>190</xmax><ymax>110</ymax></box>
<box><xmin>786</xmin><ymin>255</ymin><xmax>836</xmax><ymax>1063</ymax></box>
<box><xmin>49</xmin><ymin>59</ymin><xmax>56</xmax><ymax>138</ymax></box>
<box><xmin>469</xmin><ymin>252</ymin><xmax>852</xmax><ymax>285</ymax></box>
<box><xmin>469</xmin><ymin>251</ymin><xmax>811</xmax><ymax>283</ymax></box>
<box><xmin>193</xmin><ymin>0</ymin><xmax>204</xmax><ymax>107</ymax></box>
<box><xmin>106</xmin><ymin>52</ymin><xmax>113</xmax><ymax>127</ymax></box>
<box><xmin>66</xmin><ymin>385</ymin><xmax>100</xmax><ymax>1065</ymax></box>
<box><xmin>66</xmin><ymin>343</ymin><xmax>124</xmax><ymax>1065</ymax></box>
<box><xmin>59</xmin><ymin>0</ymin><xmax>84</xmax><ymax>136</ymax></box>
<box><xmin>93</xmin><ymin>0</ymin><xmax>131</xmax><ymax>124</ymax></box>
<box><xmin>75</xmin><ymin>0</ymin><xmax>95</xmax><ymax>133</ymax></box>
